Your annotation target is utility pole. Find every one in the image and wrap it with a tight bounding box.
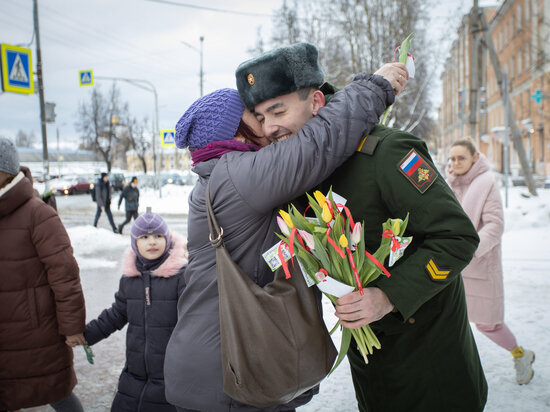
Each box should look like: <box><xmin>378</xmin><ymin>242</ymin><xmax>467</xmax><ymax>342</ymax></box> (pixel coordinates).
<box><xmin>503</xmin><ymin>73</ymin><xmax>510</xmax><ymax>207</ymax></box>
<box><xmin>459</xmin><ymin>88</ymin><xmax>465</xmax><ymax>137</ymax></box>
<box><xmin>33</xmin><ymin>0</ymin><xmax>48</xmax><ymax>181</ymax></box>
<box><xmin>181</xmin><ymin>36</ymin><xmax>205</xmax><ymax>97</ymax></box>
<box><xmin>477</xmin><ymin>9</ymin><xmax>538</xmax><ymax>196</ymax></box>
<box><xmin>199</xmin><ymin>36</ymin><xmax>204</xmax><ymax>97</ymax></box>
<box><xmin>469</xmin><ymin>0</ymin><xmax>479</xmax><ymax>140</ymax></box>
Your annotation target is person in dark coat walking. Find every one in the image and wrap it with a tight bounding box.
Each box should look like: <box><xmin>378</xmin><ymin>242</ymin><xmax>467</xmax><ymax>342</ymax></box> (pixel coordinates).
<box><xmin>0</xmin><ymin>138</ymin><xmax>86</xmax><ymax>412</ymax></box>
<box><xmin>81</xmin><ymin>212</ymin><xmax>188</xmax><ymax>412</ymax></box>
<box><xmin>94</xmin><ymin>172</ymin><xmax>118</xmax><ymax>233</ymax></box>
<box><xmin>117</xmin><ymin>176</ymin><xmax>140</xmax><ymax>234</ymax></box>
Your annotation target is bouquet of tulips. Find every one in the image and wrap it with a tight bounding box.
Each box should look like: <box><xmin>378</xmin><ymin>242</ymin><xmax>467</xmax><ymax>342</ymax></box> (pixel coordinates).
<box><xmin>275</xmin><ymin>189</ymin><xmax>411</xmax><ymax>372</ymax></box>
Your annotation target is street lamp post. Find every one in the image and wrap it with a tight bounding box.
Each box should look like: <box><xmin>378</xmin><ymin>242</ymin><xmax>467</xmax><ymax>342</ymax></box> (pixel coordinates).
<box><xmin>33</xmin><ymin>0</ymin><xmax>49</xmax><ymax>185</ymax></box>
<box><xmin>199</xmin><ymin>36</ymin><xmax>204</xmax><ymax>97</ymax></box>
<box><xmin>181</xmin><ymin>36</ymin><xmax>204</xmax><ymax>97</ymax></box>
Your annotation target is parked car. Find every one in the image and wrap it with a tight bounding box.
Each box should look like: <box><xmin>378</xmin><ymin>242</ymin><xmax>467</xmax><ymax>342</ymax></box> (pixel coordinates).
<box><xmin>109</xmin><ymin>173</ymin><xmax>126</xmax><ymax>191</ymax></box>
<box><xmin>161</xmin><ymin>172</ymin><xmax>184</xmax><ymax>186</ymax></box>
<box><xmin>181</xmin><ymin>171</ymin><xmax>198</xmax><ymax>185</ymax></box>
<box><xmin>134</xmin><ymin>174</ymin><xmax>157</xmax><ymax>189</ymax></box>
<box><xmin>52</xmin><ymin>176</ymin><xmax>93</xmax><ymax>195</ymax></box>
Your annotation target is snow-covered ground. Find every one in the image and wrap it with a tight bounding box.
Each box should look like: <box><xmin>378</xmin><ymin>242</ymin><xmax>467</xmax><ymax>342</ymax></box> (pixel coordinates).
<box><xmin>25</xmin><ymin>185</ymin><xmax>550</xmax><ymax>411</ymax></box>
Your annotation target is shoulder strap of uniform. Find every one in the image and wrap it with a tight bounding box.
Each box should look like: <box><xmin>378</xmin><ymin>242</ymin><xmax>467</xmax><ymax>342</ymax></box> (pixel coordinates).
<box><xmin>356</xmin><ymin>125</ymin><xmax>394</xmax><ymax>155</ymax></box>
<box><xmin>320</xmin><ymin>82</ymin><xmax>339</xmax><ymax>104</ymax></box>
<box><xmin>357</xmin><ymin>135</ymin><xmax>379</xmax><ymax>155</ymax></box>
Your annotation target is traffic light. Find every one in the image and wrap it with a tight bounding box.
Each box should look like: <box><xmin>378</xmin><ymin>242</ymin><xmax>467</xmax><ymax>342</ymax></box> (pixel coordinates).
<box><xmin>45</xmin><ymin>102</ymin><xmax>56</xmax><ymax>123</ymax></box>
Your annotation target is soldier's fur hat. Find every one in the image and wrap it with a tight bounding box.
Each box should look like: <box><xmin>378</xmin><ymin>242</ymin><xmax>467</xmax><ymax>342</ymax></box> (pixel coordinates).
<box><xmin>235</xmin><ymin>42</ymin><xmax>324</xmax><ymax>110</ymax></box>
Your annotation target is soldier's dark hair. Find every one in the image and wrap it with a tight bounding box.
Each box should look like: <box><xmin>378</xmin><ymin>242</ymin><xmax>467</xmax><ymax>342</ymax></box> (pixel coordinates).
<box><xmin>451</xmin><ymin>137</ymin><xmax>477</xmax><ymax>156</ymax></box>
<box><xmin>297</xmin><ymin>87</ymin><xmax>320</xmax><ymax>101</ymax></box>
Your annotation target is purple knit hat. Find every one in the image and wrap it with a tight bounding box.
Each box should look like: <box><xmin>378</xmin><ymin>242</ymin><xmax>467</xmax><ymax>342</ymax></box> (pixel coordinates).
<box><xmin>175</xmin><ymin>88</ymin><xmax>244</xmax><ymax>149</ymax></box>
<box><xmin>131</xmin><ymin>213</ymin><xmax>171</xmax><ymax>264</ymax></box>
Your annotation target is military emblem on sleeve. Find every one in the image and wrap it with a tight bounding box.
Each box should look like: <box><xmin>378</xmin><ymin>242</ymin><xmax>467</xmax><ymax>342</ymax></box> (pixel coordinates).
<box><xmin>397</xmin><ymin>149</ymin><xmax>438</xmax><ymax>193</ymax></box>
<box><xmin>425</xmin><ymin>258</ymin><xmax>450</xmax><ymax>281</ymax></box>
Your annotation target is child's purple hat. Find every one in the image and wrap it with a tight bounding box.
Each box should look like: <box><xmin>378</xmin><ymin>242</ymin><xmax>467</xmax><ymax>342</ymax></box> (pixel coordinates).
<box><xmin>131</xmin><ymin>213</ymin><xmax>171</xmax><ymax>262</ymax></box>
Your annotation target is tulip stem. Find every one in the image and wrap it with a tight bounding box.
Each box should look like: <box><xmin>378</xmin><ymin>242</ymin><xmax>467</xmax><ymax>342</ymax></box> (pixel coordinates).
<box><xmin>381</xmin><ymin>32</ymin><xmax>414</xmax><ymax>126</ymax></box>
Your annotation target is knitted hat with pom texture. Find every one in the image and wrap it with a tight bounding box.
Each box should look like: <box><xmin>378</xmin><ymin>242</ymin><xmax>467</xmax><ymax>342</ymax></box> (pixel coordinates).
<box><xmin>175</xmin><ymin>88</ymin><xmax>244</xmax><ymax>149</ymax></box>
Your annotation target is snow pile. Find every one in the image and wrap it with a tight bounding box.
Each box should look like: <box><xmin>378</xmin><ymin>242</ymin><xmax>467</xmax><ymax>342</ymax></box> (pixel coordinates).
<box><xmin>503</xmin><ymin>187</ymin><xmax>550</xmax><ymax>231</ymax></box>
<box><xmin>67</xmin><ymin>226</ymin><xmax>128</xmax><ymax>270</ymax></box>
<box><xmin>138</xmin><ymin>184</ymin><xmax>193</xmax><ymax>215</ymax></box>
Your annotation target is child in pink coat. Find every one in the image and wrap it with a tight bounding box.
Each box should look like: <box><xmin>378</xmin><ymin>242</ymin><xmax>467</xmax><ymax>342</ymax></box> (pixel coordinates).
<box><xmin>446</xmin><ymin>137</ymin><xmax>534</xmax><ymax>385</ymax></box>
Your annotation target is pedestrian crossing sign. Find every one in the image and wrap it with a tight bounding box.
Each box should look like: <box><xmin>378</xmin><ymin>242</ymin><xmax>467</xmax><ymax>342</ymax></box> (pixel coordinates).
<box><xmin>0</xmin><ymin>44</ymin><xmax>34</xmax><ymax>94</ymax></box>
<box><xmin>161</xmin><ymin>129</ymin><xmax>176</xmax><ymax>147</ymax></box>
<box><xmin>79</xmin><ymin>69</ymin><xmax>94</xmax><ymax>86</ymax></box>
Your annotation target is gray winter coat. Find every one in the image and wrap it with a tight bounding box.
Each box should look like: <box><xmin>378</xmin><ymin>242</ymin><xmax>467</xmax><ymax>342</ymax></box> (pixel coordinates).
<box><xmin>95</xmin><ymin>179</ymin><xmax>112</xmax><ymax>208</ymax></box>
<box><xmin>164</xmin><ymin>73</ymin><xmax>394</xmax><ymax>411</ymax></box>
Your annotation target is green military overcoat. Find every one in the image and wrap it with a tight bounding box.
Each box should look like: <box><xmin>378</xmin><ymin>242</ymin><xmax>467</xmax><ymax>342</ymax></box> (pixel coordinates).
<box><xmin>320</xmin><ymin>125</ymin><xmax>488</xmax><ymax>412</ymax></box>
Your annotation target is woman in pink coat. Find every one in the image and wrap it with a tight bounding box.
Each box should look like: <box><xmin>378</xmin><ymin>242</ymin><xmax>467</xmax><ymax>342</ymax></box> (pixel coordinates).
<box><xmin>446</xmin><ymin>137</ymin><xmax>534</xmax><ymax>385</ymax></box>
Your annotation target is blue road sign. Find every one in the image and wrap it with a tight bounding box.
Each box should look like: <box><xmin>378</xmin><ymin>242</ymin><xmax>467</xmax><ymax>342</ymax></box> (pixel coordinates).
<box><xmin>79</xmin><ymin>69</ymin><xmax>93</xmax><ymax>86</ymax></box>
<box><xmin>161</xmin><ymin>129</ymin><xmax>176</xmax><ymax>147</ymax></box>
<box><xmin>0</xmin><ymin>44</ymin><xmax>34</xmax><ymax>94</ymax></box>
<box><xmin>531</xmin><ymin>89</ymin><xmax>546</xmax><ymax>104</ymax></box>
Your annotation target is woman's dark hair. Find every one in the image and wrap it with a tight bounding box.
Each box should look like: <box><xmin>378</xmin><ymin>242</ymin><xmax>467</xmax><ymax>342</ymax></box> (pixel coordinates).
<box><xmin>236</xmin><ymin>119</ymin><xmax>264</xmax><ymax>146</ymax></box>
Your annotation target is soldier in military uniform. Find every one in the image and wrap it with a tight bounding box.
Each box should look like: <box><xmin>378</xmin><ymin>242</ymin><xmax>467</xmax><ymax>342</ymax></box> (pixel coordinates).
<box><xmin>236</xmin><ymin>43</ymin><xmax>487</xmax><ymax>412</ymax></box>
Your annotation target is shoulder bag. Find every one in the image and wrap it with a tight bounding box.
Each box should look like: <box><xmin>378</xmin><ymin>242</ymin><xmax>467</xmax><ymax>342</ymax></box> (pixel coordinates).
<box><xmin>205</xmin><ymin>183</ymin><xmax>337</xmax><ymax>408</ymax></box>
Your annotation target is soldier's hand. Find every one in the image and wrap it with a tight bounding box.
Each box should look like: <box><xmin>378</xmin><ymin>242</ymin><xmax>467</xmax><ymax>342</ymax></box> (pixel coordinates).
<box><xmin>374</xmin><ymin>62</ymin><xmax>408</xmax><ymax>96</ymax></box>
<box><xmin>335</xmin><ymin>287</ymin><xmax>394</xmax><ymax>329</ymax></box>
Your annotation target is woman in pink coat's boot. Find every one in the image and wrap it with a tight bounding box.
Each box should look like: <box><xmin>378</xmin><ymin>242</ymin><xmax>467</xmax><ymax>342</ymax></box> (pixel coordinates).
<box><xmin>446</xmin><ymin>137</ymin><xmax>534</xmax><ymax>385</ymax></box>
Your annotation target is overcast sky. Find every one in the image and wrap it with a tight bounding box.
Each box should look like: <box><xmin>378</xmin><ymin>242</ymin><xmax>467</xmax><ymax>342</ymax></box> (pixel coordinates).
<box><xmin>0</xmin><ymin>0</ymin><xmax>497</xmax><ymax>149</ymax></box>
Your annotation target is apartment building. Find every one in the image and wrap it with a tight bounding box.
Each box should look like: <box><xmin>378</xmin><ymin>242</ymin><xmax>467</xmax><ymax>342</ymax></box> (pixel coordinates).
<box><xmin>439</xmin><ymin>0</ymin><xmax>550</xmax><ymax>178</ymax></box>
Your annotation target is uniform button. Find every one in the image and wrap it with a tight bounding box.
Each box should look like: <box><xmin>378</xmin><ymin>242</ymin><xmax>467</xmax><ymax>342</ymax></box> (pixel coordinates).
<box><xmin>408</xmin><ymin>317</ymin><xmax>416</xmax><ymax>324</ymax></box>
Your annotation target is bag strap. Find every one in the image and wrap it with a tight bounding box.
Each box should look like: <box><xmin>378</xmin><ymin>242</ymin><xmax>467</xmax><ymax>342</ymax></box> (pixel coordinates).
<box><xmin>205</xmin><ymin>181</ymin><xmax>224</xmax><ymax>248</ymax></box>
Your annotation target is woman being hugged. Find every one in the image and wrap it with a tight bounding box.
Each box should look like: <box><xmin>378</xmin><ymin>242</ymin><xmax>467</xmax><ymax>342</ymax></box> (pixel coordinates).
<box><xmin>82</xmin><ymin>212</ymin><xmax>188</xmax><ymax>411</ymax></box>
<box><xmin>446</xmin><ymin>138</ymin><xmax>534</xmax><ymax>385</ymax></box>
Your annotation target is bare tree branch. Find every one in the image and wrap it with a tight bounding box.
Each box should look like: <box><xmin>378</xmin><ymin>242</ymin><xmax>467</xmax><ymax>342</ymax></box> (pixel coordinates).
<box><xmin>406</xmin><ymin>108</ymin><xmax>427</xmax><ymax>133</ymax></box>
<box><xmin>76</xmin><ymin>84</ymin><xmax>128</xmax><ymax>172</ymax></box>
<box><xmin>261</xmin><ymin>0</ymin><xmax>436</xmax><ymax>138</ymax></box>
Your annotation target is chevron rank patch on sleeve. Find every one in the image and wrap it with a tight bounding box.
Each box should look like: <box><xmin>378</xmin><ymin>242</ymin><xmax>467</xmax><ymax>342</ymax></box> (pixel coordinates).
<box><xmin>425</xmin><ymin>258</ymin><xmax>450</xmax><ymax>281</ymax></box>
<box><xmin>398</xmin><ymin>149</ymin><xmax>437</xmax><ymax>193</ymax></box>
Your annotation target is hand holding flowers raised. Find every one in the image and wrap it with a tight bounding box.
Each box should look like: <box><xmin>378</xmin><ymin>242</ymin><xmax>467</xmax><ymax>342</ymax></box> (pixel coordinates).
<box><xmin>374</xmin><ymin>62</ymin><xmax>408</xmax><ymax>96</ymax></box>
